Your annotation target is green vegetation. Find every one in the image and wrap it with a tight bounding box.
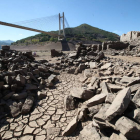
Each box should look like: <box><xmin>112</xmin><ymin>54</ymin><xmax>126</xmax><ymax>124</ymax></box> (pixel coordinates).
<box><xmin>12</xmin><ymin>24</ymin><xmax>120</xmax><ymax>45</ymax></box>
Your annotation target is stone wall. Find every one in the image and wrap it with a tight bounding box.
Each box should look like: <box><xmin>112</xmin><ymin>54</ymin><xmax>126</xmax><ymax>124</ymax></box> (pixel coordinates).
<box><xmin>120</xmin><ymin>31</ymin><xmax>140</xmax><ymax>42</ymax></box>
<box><xmin>102</xmin><ymin>41</ymin><xmax>129</xmax><ymax>50</ymax></box>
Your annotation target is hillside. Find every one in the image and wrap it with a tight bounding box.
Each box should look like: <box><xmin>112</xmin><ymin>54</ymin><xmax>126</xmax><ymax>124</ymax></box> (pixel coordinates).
<box><xmin>11</xmin><ymin>24</ymin><xmax>120</xmax><ymax>46</ymax></box>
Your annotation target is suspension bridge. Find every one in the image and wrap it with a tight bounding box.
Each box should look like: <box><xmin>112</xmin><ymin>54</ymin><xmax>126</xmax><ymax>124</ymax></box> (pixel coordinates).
<box><xmin>0</xmin><ymin>12</ymin><xmax>69</xmax><ymax>40</ymax></box>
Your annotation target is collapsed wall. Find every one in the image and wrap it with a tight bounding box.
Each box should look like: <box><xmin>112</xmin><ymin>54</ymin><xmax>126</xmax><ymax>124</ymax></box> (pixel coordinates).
<box><xmin>120</xmin><ymin>31</ymin><xmax>140</xmax><ymax>42</ymax></box>
<box><xmin>102</xmin><ymin>41</ymin><xmax>129</xmax><ymax>50</ymax></box>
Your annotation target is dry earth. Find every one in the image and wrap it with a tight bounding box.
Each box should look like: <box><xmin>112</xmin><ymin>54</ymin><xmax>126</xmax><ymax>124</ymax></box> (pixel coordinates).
<box><xmin>1</xmin><ymin>50</ymin><xmax>140</xmax><ymax>140</ymax></box>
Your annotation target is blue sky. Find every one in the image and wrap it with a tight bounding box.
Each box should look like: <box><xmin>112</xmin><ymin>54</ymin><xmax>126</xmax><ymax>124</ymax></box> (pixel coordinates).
<box><xmin>0</xmin><ymin>0</ymin><xmax>139</xmax><ymax>41</ymax></box>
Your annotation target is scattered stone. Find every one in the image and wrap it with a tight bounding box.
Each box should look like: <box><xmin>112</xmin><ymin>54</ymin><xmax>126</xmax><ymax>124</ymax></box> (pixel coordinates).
<box><xmin>85</xmin><ymin>93</ymin><xmax>107</xmax><ymax>107</ymax></box>
<box><xmin>21</xmin><ymin>96</ymin><xmax>34</xmax><ymax>114</ymax></box>
<box><xmin>64</xmin><ymin>95</ymin><xmax>75</xmax><ymax>111</ymax></box>
<box><xmin>10</xmin><ymin>102</ymin><xmax>21</xmax><ymax>118</ymax></box>
<box><xmin>115</xmin><ymin>116</ymin><xmax>140</xmax><ymax>140</ymax></box>
<box><xmin>126</xmin><ymin>108</ymin><xmax>140</xmax><ymax>124</ymax></box>
<box><xmin>62</xmin><ymin>116</ymin><xmax>78</xmax><ymax>136</ymax></box>
<box><xmin>71</xmin><ymin>87</ymin><xmax>94</xmax><ymax>100</ymax></box>
<box><xmin>105</xmin><ymin>88</ymin><xmax>131</xmax><ymax>121</ymax></box>
<box><xmin>79</xmin><ymin>123</ymin><xmax>100</xmax><ymax>140</ymax></box>
<box><xmin>132</xmin><ymin>88</ymin><xmax>140</xmax><ymax>107</ymax></box>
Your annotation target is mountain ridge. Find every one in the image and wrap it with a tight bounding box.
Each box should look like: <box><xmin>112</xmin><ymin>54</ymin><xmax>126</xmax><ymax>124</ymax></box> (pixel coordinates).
<box><xmin>12</xmin><ymin>23</ymin><xmax>120</xmax><ymax>46</ymax></box>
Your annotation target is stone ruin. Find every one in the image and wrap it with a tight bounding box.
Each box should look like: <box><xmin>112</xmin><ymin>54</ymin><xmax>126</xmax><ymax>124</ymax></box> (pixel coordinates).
<box><xmin>1</xmin><ymin>43</ymin><xmax>140</xmax><ymax>139</ymax></box>
<box><xmin>121</xmin><ymin>31</ymin><xmax>140</xmax><ymax>42</ymax></box>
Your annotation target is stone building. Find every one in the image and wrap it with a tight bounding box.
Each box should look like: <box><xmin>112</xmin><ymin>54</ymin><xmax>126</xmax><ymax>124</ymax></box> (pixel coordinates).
<box><xmin>120</xmin><ymin>31</ymin><xmax>140</xmax><ymax>42</ymax></box>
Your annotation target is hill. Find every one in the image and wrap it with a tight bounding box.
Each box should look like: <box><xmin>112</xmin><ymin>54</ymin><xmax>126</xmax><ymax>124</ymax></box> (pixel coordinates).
<box><xmin>0</xmin><ymin>40</ymin><xmax>14</xmax><ymax>49</ymax></box>
<box><xmin>11</xmin><ymin>24</ymin><xmax>120</xmax><ymax>46</ymax></box>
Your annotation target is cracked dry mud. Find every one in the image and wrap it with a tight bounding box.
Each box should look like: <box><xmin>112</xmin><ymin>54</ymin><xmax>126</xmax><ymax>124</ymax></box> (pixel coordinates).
<box><xmin>0</xmin><ymin>73</ymin><xmax>87</xmax><ymax>140</ymax></box>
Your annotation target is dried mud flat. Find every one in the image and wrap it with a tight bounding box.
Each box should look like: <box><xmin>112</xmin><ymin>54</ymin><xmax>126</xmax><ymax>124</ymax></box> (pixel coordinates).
<box><xmin>1</xmin><ymin>73</ymin><xmax>82</xmax><ymax>140</ymax></box>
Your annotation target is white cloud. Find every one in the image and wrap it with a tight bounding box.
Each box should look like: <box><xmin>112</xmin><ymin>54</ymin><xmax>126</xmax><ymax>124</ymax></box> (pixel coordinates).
<box><xmin>19</xmin><ymin>34</ymin><xmax>23</xmax><ymax>36</ymax></box>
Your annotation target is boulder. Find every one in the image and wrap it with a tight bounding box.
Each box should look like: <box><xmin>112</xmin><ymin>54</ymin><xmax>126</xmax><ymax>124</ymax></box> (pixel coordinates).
<box><xmin>115</xmin><ymin>116</ymin><xmax>140</xmax><ymax>140</ymax></box>
<box><xmin>62</xmin><ymin>116</ymin><xmax>78</xmax><ymax>136</ymax></box>
<box><xmin>85</xmin><ymin>93</ymin><xmax>107</xmax><ymax>107</ymax></box>
<box><xmin>89</xmin><ymin>62</ymin><xmax>97</xmax><ymax>69</ymax></box>
<box><xmin>101</xmin><ymin>63</ymin><xmax>112</xmax><ymax>70</ymax></box>
<box><xmin>132</xmin><ymin>88</ymin><xmax>140</xmax><ymax>107</ymax></box>
<box><xmin>21</xmin><ymin>96</ymin><xmax>34</xmax><ymax>114</ymax></box>
<box><xmin>109</xmin><ymin>133</ymin><xmax>127</xmax><ymax>140</ymax></box>
<box><xmin>105</xmin><ymin>88</ymin><xmax>131</xmax><ymax>121</ymax></box>
<box><xmin>88</xmin><ymin>104</ymin><xmax>102</xmax><ymax>118</ymax></box>
<box><xmin>79</xmin><ymin>123</ymin><xmax>100</xmax><ymax>140</ymax></box>
<box><xmin>2</xmin><ymin>45</ymin><xmax>10</xmax><ymax>50</ymax></box>
<box><xmin>94</xmin><ymin>104</ymin><xmax>110</xmax><ymax>128</ymax></box>
<box><xmin>84</xmin><ymin>69</ymin><xmax>92</xmax><ymax>78</ymax></box>
<box><xmin>64</xmin><ymin>95</ymin><xmax>75</xmax><ymax>111</ymax></box>
<box><xmin>95</xmin><ymin>51</ymin><xmax>104</xmax><ymax>61</ymax></box>
<box><xmin>15</xmin><ymin>74</ymin><xmax>26</xmax><ymax>86</ymax></box>
<box><xmin>10</xmin><ymin>102</ymin><xmax>21</xmax><ymax>118</ymax></box>
<box><xmin>105</xmin><ymin>93</ymin><xmax>116</xmax><ymax>104</ymax></box>
<box><xmin>51</xmin><ymin>49</ymin><xmax>62</xmax><ymax>57</ymax></box>
<box><xmin>126</xmin><ymin>109</ymin><xmax>140</xmax><ymax>124</ymax></box>
<box><xmin>71</xmin><ymin>87</ymin><xmax>94</xmax><ymax>100</ymax></box>
<box><xmin>37</xmin><ymin>91</ymin><xmax>46</xmax><ymax>99</ymax></box>
<box><xmin>12</xmin><ymin>92</ymin><xmax>27</xmax><ymax>100</ymax></box>
<box><xmin>25</xmin><ymin>84</ymin><xmax>38</xmax><ymax>90</ymax></box>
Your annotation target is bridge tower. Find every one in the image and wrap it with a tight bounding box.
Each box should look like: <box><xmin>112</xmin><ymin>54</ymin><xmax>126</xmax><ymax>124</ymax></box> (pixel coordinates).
<box><xmin>58</xmin><ymin>12</ymin><xmax>65</xmax><ymax>40</ymax></box>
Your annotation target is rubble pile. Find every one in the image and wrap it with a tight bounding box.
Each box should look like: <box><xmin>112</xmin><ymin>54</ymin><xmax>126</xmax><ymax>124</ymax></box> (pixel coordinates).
<box><xmin>1</xmin><ymin>42</ymin><xmax>140</xmax><ymax>139</ymax></box>
<box><xmin>58</xmin><ymin>43</ymin><xmax>105</xmax><ymax>74</ymax></box>
<box><xmin>102</xmin><ymin>41</ymin><xmax>140</xmax><ymax>57</ymax></box>
<box><xmin>61</xmin><ymin>45</ymin><xmax>140</xmax><ymax>139</ymax></box>
<box><xmin>0</xmin><ymin>45</ymin><xmax>58</xmax><ymax>118</ymax></box>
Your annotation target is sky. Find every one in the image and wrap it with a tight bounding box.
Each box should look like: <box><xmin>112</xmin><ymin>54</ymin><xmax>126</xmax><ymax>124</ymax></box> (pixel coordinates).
<box><xmin>0</xmin><ymin>0</ymin><xmax>140</xmax><ymax>41</ymax></box>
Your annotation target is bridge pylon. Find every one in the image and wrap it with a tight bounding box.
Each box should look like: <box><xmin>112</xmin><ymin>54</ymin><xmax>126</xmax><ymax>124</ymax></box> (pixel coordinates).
<box><xmin>58</xmin><ymin>12</ymin><xmax>65</xmax><ymax>41</ymax></box>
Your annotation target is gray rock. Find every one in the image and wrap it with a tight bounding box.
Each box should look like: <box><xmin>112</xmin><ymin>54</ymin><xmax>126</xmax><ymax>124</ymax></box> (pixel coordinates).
<box><xmin>88</xmin><ymin>104</ymin><xmax>102</xmax><ymax>118</ymax></box>
<box><xmin>130</xmin><ymin>84</ymin><xmax>140</xmax><ymax>93</ymax></box>
<box><xmin>109</xmin><ymin>133</ymin><xmax>127</xmax><ymax>140</ymax></box>
<box><xmin>105</xmin><ymin>87</ymin><xmax>131</xmax><ymax>121</ymax></box>
<box><xmin>5</xmin><ymin>76</ymin><xmax>13</xmax><ymax>85</ymax></box>
<box><xmin>37</xmin><ymin>91</ymin><xmax>46</xmax><ymax>99</ymax></box>
<box><xmin>108</xmin><ymin>83</ymin><xmax>124</xmax><ymax>92</ymax></box>
<box><xmin>126</xmin><ymin>109</ymin><xmax>140</xmax><ymax>124</ymax></box>
<box><xmin>95</xmin><ymin>51</ymin><xmax>104</xmax><ymax>61</ymax></box>
<box><xmin>3</xmin><ymin>92</ymin><xmax>14</xmax><ymax>100</ymax></box>
<box><xmin>132</xmin><ymin>88</ymin><xmax>140</xmax><ymax>107</ymax></box>
<box><xmin>101</xmin><ymin>137</ymin><xmax>109</xmax><ymax>140</ymax></box>
<box><xmin>15</xmin><ymin>74</ymin><xmax>26</xmax><ymax>86</ymax></box>
<box><xmin>105</xmin><ymin>93</ymin><xmax>116</xmax><ymax>104</ymax></box>
<box><xmin>94</xmin><ymin>104</ymin><xmax>110</xmax><ymax>128</ymax></box>
<box><xmin>71</xmin><ymin>87</ymin><xmax>94</xmax><ymax>100</ymax></box>
<box><xmin>84</xmin><ymin>69</ymin><xmax>92</xmax><ymax>78</ymax></box>
<box><xmin>64</xmin><ymin>95</ymin><xmax>75</xmax><ymax>111</ymax></box>
<box><xmin>25</xmin><ymin>84</ymin><xmax>38</xmax><ymax>90</ymax></box>
<box><xmin>101</xmin><ymin>63</ymin><xmax>112</xmax><ymax>70</ymax></box>
<box><xmin>115</xmin><ymin>116</ymin><xmax>140</xmax><ymax>140</ymax></box>
<box><xmin>2</xmin><ymin>45</ymin><xmax>10</xmax><ymax>50</ymax></box>
<box><xmin>79</xmin><ymin>123</ymin><xmax>100</xmax><ymax>140</ymax></box>
<box><xmin>100</xmin><ymin>82</ymin><xmax>109</xmax><ymax>94</ymax></box>
<box><xmin>89</xmin><ymin>62</ymin><xmax>97</xmax><ymax>69</ymax></box>
<box><xmin>10</xmin><ymin>102</ymin><xmax>21</xmax><ymax>118</ymax></box>
<box><xmin>47</xmin><ymin>74</ymin><xmax>58</xmax><ymax>86</ymax></box>
<box><xmin>21</xmin><ymin>96</ymin><xmax>34</xmax><ymax>114</ymax></box>
<box><xmin>62</xmin><ymin>116</ymin><xmax>78</xmax><ymax>136</ymax></box>
<box><xmin>12</xmin><ymin>92</ymin><xmax>27</xmax><ymax>100</ymax></box>
<box><xmin>85</xmin><ymin>93</ymin><xmax>107</xmax><ymax>107</ymax></box>
<box><xmin>68</xmin><ymin>52</ymin><xmax>77</xmax><ymax>58</ymax></box>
